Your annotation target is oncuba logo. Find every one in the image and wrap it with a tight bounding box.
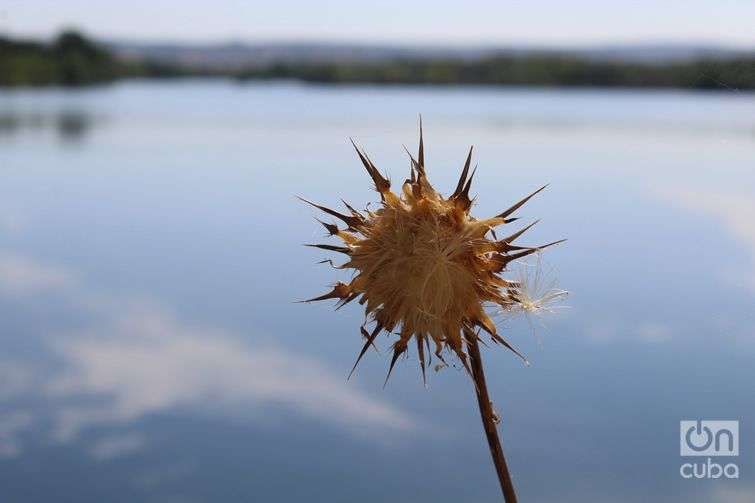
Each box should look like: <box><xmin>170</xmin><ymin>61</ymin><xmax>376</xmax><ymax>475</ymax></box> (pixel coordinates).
<box><xmin>679</xmin><ymin>420</ymin><xmax>739</xmax><ymax>479</ymax></box>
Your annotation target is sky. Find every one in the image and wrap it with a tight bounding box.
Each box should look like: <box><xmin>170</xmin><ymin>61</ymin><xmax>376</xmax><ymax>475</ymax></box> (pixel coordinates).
<box><xmin>1</xmin><ymin>0</ymin><xmax>754</xmax><ymax>47</ymax></box>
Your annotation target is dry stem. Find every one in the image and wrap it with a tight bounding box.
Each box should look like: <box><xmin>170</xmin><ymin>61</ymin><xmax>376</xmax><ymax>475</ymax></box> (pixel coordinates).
<box><xmin>465</xmin><ymin>332</ymin><xmax>518</xmax><ymax>503</ymax></box>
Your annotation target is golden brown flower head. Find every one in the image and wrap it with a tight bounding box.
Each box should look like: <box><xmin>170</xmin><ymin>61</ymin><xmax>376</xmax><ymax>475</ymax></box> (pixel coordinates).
<box><xmin>301</xmin><ymin>122</ymin><xmax>564</xmax><ymax>383</ymax></box>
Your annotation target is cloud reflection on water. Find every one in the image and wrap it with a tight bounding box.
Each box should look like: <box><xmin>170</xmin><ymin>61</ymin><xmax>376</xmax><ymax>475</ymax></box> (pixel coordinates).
<box><xmin>0</xmin><ymin>252</ymin><xmax>75</xmax><ymax>296</ymax></box>
<box><xmin>657</xmin><ymin>189</ymin><xmax>755</xmax><ymax>291</ymax></box>
<box><xmin>0</xmin><ymin>250</ymin><xmax>415</xmax><ymax>457</ymax></box>
<box><xmin>1</xmin><ymin>82</ymin><xmax>754</xmax><ymax>501</ymax></box>
<box><xmin>48</xmin><ymin>308</ymin><xmax>415</xmax><ymax>441</ymax></box>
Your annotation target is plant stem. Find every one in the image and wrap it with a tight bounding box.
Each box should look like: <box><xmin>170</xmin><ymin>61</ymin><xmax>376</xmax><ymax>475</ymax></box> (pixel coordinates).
<box><xmin>465</xmin><ymin>332</ymin><xmax>518</xmax><ymax>503</ymax></box>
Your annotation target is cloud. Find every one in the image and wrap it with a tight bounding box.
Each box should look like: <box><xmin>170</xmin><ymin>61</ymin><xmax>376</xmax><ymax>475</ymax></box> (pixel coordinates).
<box><xmin>585</xmin><ymin>319</ymin><xmax>673</xmax><ymax>344</ymax></box>
<box><xmin>0</xmin><ymin>363</ymin><xmax>37</xmax><ymax>400</ymax></box>
<box><xmin>0</xmin><ymin>252</ymin><xmax>73</xmax><ymax>296</ymax></box>
<box><xmin>0</xmin><ymin>412</ymin><xmax>33</xmax><ymax>458</ymax></box>
<box><xmin>88</xmin><ymin>432</ymin><xmax>147</xmax><ymax>460</ymax></box>
<box><xmin>0</xmin><ymin>250</ymin><xmax>415</xmax><ymax>455</ymax></box>
<box><xmin>712</xmin><ymin>486</ymin><xmax>755</xmax><ymax>503</ymax></box>
<box><xmin>657</xmin><ymin>189</ymin><xmax>755</xmax><ymax>290</ymax></box>
<box><xmin>636</xmin><ymin>322</ymin><xmax>672</xmax><ymax>343</ymax></box>
<box><xmin>0</xmin><ymin>213</ymin><xmax>25</xmax><ymax>234</ymax></box>
<box><xmin>47</xmin><ymin>309</ymin><xmax>414</xmax><ymax>441</ymax></box>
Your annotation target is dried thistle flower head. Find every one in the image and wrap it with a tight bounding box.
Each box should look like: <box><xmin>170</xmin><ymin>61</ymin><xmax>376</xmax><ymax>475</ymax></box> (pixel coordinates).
<box><xmin>301</xmin><ymin>122</ymin><xmax>564</xmax><ymax>383</ymax></box>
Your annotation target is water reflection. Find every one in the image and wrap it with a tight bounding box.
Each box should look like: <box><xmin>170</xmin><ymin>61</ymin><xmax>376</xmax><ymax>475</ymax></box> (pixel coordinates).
<box><xmin>656</xmin><ymin>188</ymin><xmax>755</xmax><ymax>290</ymax></box>
<box><xmin>0</xmin><ymin>110</ymin><xmax>94</xmax><ymax>143</ymax></box>
<box><xmin>0</xmin><ymin>250</ymin><xmax>413</xmax><ymax>457</ymax></box>
<box><xmin>0</xmin><ymin>82</ymin><xmax>753</xmax><ymax>502</ymax></box>
<box><xmin>57</xmin><ymin>111</ymin><xmax>92</xmax><ymax>142</ymax></box>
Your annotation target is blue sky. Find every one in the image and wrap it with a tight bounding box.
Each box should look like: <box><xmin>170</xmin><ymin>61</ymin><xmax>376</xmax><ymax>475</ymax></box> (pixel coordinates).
<box><xmin>1</xmin><ymin>0</ymin><xmax>754</xmax><ymax>46</ymax></box>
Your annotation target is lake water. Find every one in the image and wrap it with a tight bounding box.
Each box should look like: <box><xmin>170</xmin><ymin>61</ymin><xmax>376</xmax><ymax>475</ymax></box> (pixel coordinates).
<box><xmin>1</xmin><ymin>80</ymin><xmax>754</xmax><ymax>502</ymax></box>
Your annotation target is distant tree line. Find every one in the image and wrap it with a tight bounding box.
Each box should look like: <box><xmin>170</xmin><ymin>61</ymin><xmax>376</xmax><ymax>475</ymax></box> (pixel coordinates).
<box><xmin>0</xmin><ymin>31</ymin><xmax>199</xmax><ymax>86</ymax></box>
<box><xmin>0</xmin><ymin>31</ymin><xmax>121</xmax><ymax>86</ymax></box>
<box><xmin>238</xmin><ymin>56</ymin><xmax>755</xmax><ymax>90</ymax></box>
<box><xmin>2</xmin><ymin>31</ymin><xmax>754</xmax><ymax>90</ymax></box>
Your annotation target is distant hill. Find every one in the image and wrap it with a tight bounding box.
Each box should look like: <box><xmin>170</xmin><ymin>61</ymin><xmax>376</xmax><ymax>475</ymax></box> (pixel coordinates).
<box><xmin>108</xmin><ymin>39</ymin><xmax>754</xmax><ymax>70</ymax></box>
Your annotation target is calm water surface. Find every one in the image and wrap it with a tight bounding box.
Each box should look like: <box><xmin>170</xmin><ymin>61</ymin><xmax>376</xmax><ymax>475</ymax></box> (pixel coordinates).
<box><xmin>1</xmin><ymin>81</ymin><xmax>754</xmax><ymax>502</ymax></box>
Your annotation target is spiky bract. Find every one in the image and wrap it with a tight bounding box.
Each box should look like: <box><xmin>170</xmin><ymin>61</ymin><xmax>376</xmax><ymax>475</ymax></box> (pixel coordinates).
<box><xmin>302</xmin><ymin>123</ymin><xmax>563</xmax><ymax>382</ymax></box>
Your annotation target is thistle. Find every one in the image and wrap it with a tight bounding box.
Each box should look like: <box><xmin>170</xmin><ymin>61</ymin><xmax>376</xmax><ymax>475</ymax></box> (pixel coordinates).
<box><xmin>301</xmin><ymin>121</ymin><xmax>564</xmax><ymax>502</ymax></box>
<box><xmin>509</xmin><ymin>256</ymin><xmax>569</xmax><ymax>338</ymax></box>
